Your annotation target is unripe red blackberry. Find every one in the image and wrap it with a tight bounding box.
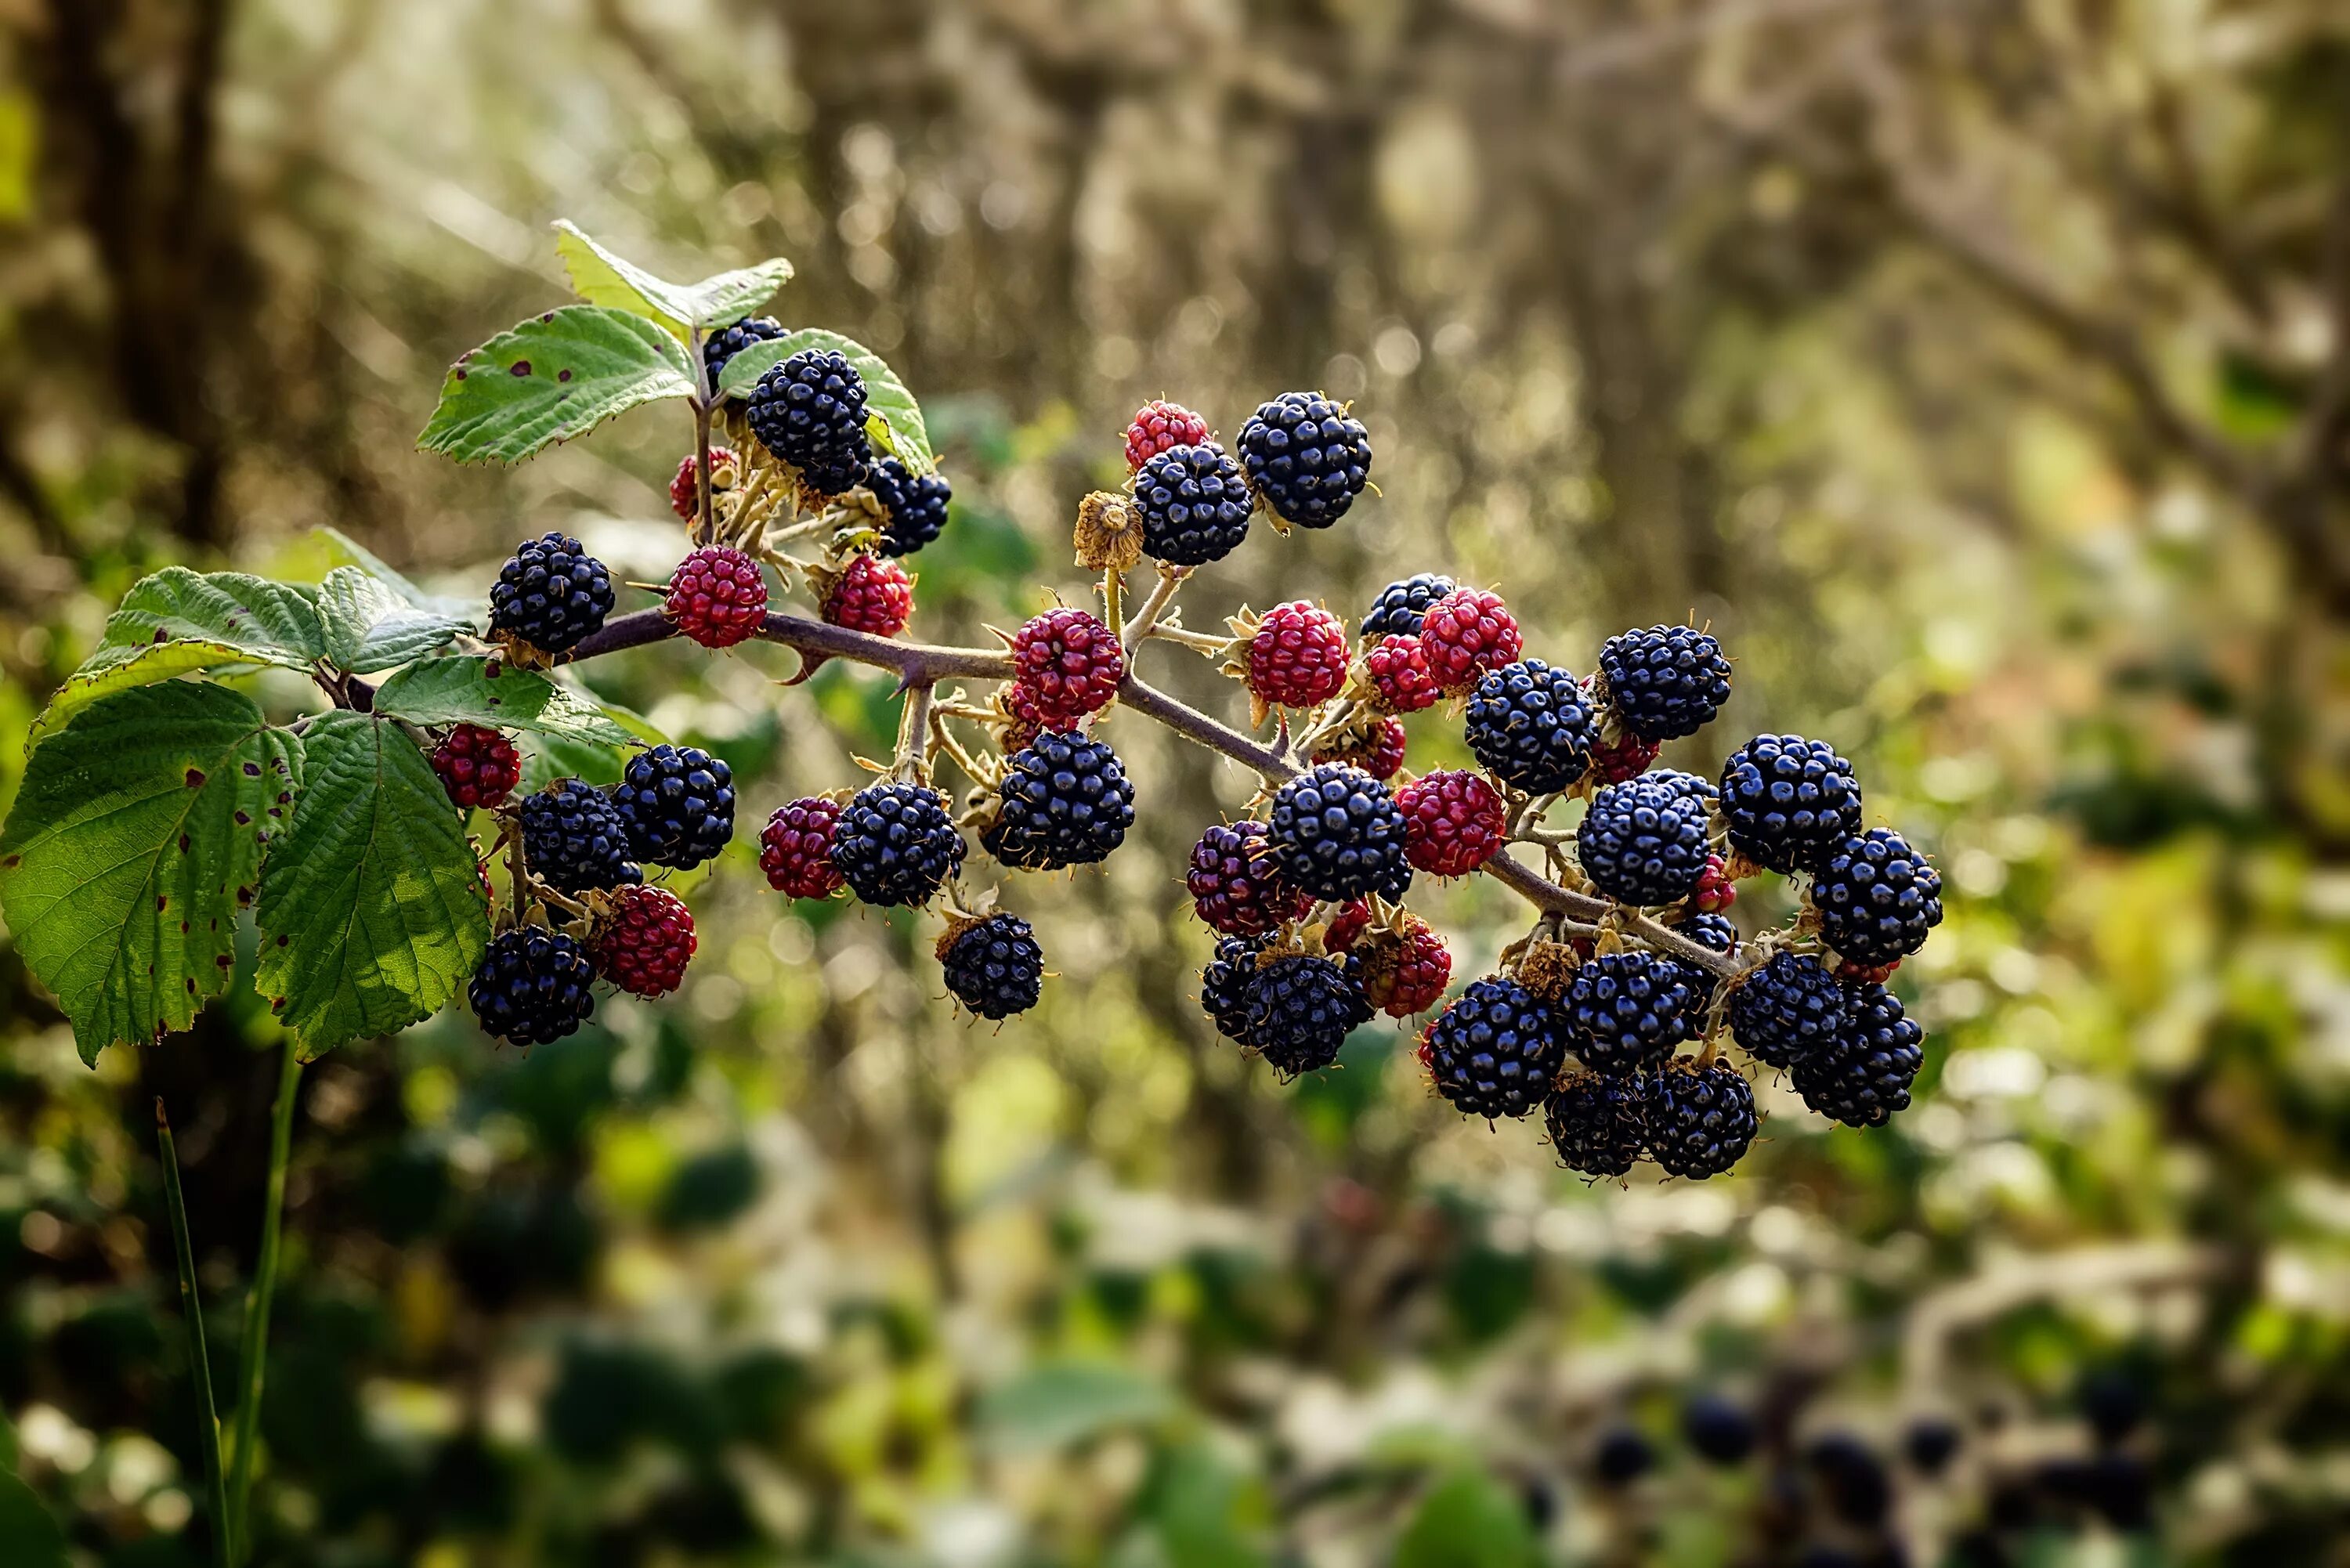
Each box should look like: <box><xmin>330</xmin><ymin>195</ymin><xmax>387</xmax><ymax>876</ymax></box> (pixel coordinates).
<box><xmin>1563</xmin><ymin>950</ymin><xmax>1699</xmax><ymax>1075</ymax></box>
<box><xmin>1690</xmin><ymin>854</ymin><xmax>1737</xmax><ymax>913</ymax></box>
<box><xmin>1246</xmin><ymin>602</ymin><xmax>1350</xmax><ymax>710</ymax></box>
<box><xmin>1416</xmin><ymin>587</ymin><xmax>1522</xmax><ymax>694</ymax></box>
<box><xmin>1361</xmin><ymin>634</ymin><xmax>1439</xmax><ymax>714</ymax></box>
<box><xmin>1587</xmin><ymin>732</ymin><xmax>1662</xmax><ymax>786</ymax></box>
<box><xmin>1464</xmin><ymin>659</ymin><xmax>1593</xmax><ymax>794</ymax></box>
<box><xmin>1267</xmin><ymin>763</ymin><xmax>1414</xmax><ymax>901</ymax></box>
<box><xmin>1596</xmin><ymin>624</ymin><xmax>1732</xmax><ymax>741</ymax></box>
<box><xmin>592</xmin><ymin>884</ymin><xmax>697</xmax><ymax>998</ymax></box>
<box><xmin>992</xmin><ymin>681</ymin><xmax>1053</xmax><ymax>753</ymax></box>
<box><xmin>668</xmin><ymin>446</ymin><xmax>738</xmax><ymax>523</ymax></box>
<box><xmin>1352</xmin><ymin>913</ymin><xmax>1452</xmax><ymax>1017</ymax></box>
<box><xmin>1397</xmin><ymin>769</ymin><xmax>1506</xmax><ymax>877</ymax></box>
<box><xmin>821</xmin><ymin>554</ymin><xmax>913</xmax><ymax>639</ymax></box>
<box><xmin>939</xmin><ymin>913</ymin><xmax>1045</xmax><ymax>1021</ymax></box>
<box><xmin>432</xmin><ymin>724</ymin><xmax>520</xmax><ymax>811</ymax></box>
<box><xmin>1576</xmin><ymin>772</ymin><xmax>1712</xmax><ymax>907</ymax></box>
<box><xmin>664</xmin><ymin>545</ymin><xmax>768</xmax><ymax>649</ymax></box>
<box><xmin>1423</xmin><ymin>975</ymin><xmax>1565</xmax><ymax>1119</ymax></box>
<box><xmin>1011</xmin><ymin>607</ymin><xmax>1124</xmax><ymax>724</ymax></box>
<box><xmin>1810</xmin><ymin>829</ymin><xmax>1943</xmax><ymax>966</ymax></box>
<box><xmin>1546</xmin><ymin>1070</ymin><xmax>1647</xmax><ymax>1179</ymax></box>
<box><xmin>759</xmin><ymin>797</ymin><xmax>845</xmax><ymax>900</ymax></box>
<box><xmin>1313</xmin><ymin>716</ymin><xmax>1408</xmax><ymax>781</ymax></box>
<box><xmin>468</xmin><ymin>927</ymin><xmax>597</xmax><ymax>1046</ymax></box>
<box><xmin>1123</xmin><ymin>399</ymin><xmax>1211</xmax><ymax>471</ymax></box>
<box><xmin>1793</xmin><ymin>981</ymin><xmax>1922</xmax><ymax>1125</ymax></box>
<box><xmin>1643</xmin><ymin>1058</ymin><xmax>1759</xmax><ymax>1179</ymax></box>
<box><xmin>1725</xmin><ymin>951</ymin><xmax>1846</xmax><ymax>1069</ymax></box>
<box><xmin>1133</xmin><ymin>442</ymin><xmax>1255</xmax><ymax>566</ymax></box>
<box><xmin>1185</xmin><ymin>819</ymin><xmax>1311</xmax><ymax>938</ymax></box>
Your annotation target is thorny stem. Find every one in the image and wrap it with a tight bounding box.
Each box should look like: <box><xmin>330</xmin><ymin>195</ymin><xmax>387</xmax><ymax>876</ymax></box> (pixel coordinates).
<box><xmin>927</xmin><ymin>708</ymin><xmax>989</xmax><ymax>786</ymax></box>
<box><xmin>1101</xmin><ymin>567</ymin><xmax>1123</xmax><ymax>642</ymax></box>
<box><xmin>894</xmin><ymin>681</ymin><xmax>938</xmax><ymax>781</ymax></box>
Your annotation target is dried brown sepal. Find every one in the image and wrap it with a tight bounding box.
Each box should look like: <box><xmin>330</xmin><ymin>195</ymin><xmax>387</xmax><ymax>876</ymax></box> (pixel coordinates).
<box><xmin>1514</xmin><ymin>938</ymin><xmax>1583</xmax><ymax>1003</ymax></box>
<box><xmin>1074</xmin><ymin>490</ymin><xmax>1144</xmax><ymax>572</ymax></box>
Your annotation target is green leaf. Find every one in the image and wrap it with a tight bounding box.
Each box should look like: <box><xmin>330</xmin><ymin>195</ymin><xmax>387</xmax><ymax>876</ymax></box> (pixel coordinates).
<box><xmin>371</xmin><ymin>658</ymin><xmax>638</xmax><ymax>746</ymax></box>
<box><xmin>416</xmin><ymin>305</ymin><xmax>698</xmax><ymax>464</ymax></box>
<box><xmin>0</xmin><ymin>683</ymin><xmax>301</xmax><ymax>1064</ymax></box>
<box><xmin>716</xmin><ymin>328</ymin><xmax>934</xmax><ymax>473</ymax></box>
<box><xmin>0</xmin><ymin>1472</ymin><xmax>66</xmax><ymax>1568</ymax></box>
<box><xmin>521</xmin><ymin>732</ymin><xmax>627</xmax><ymax>794</ymax></box>
<box><xmin>317</xmin><ymin>567</ymin><xmax>470</xmax><ymax>674</ymax></box>
<box><xmin>316</xmin><ymin>526</ymin><xmax>486</xmax><ymax>624</ymax></box>
<box><xmin>255</xmin><ymin>712</ymin><xmax>490</xmax><ymax>1058</ymax></box>
<box><xmin>977</xmin><ymin>1361</ymin><xmax>1173</xmax><ymax>1453</ymax></box>
<box><xmin>1394</xmin><ymin>1471</ymin><xmax>1539</xmax><ymax>1568</ymax></box>
<box><xmin>553</xmin><ymin>221</ymin><xmax>793</xmax><ymax>341</ymax></box>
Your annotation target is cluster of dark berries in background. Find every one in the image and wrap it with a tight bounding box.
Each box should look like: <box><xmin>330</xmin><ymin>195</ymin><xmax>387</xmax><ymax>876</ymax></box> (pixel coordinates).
<box><xmin>490</xmin><ymin>531</ymin><xmax>614</xmax><ymax>656</ymax></box>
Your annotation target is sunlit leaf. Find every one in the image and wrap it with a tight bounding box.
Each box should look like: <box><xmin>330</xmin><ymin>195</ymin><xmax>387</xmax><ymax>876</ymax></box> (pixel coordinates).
<box><xmin>372</xmin><ymin>657</ymin><xmax>637</xmax><ymax>746</ymax></box>
<box><xmin>553</xmin><ymin>220</ymin><xmax>793</xmax><ymax>342</ymax></box>
<box><xmin>317</xmin><ymin>567</ymin><xmax>470</xmax><ymax>674</ymax></box>
<box><xmin>416</xmin><ymin>305</ymin><xmax>697</xmax><ymax>464</ymax></box>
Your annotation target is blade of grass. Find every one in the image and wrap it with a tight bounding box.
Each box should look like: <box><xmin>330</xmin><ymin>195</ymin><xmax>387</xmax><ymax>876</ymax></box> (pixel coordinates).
<box><xmin>226</xmin><ymin>1039</ymin><xmax>301</xmax><ymax>1562</ymax></box>
<box><xmin>157</xmin><ymin>1098</ymin><xmax>232</xmax><ymax>1568</ymax></box>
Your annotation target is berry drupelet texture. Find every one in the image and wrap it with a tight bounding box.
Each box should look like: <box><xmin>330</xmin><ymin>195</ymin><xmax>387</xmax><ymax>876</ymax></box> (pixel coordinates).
<box><xmin>1322</xmin><ymin>900</ymin><xmax>1373</xmax><ymax>954</ymax></box>
<box><xmin>1133</xmin><ymin>442</ymin><xmax>1254</xmax><ymax>565</ymax></box>
<box><xmin>1123</xmin><ymin>399</ymin><xmax>1212</xmax><ymax>471</ymax></box>
<box><xmin>983</xmin><ymin>731</ymin><xmax>1135</xmax><ymax>870</ymax></box>
<box><xmin>1011</xmin><ymin>608</ymin><xmax>1124</xmax><ymax>724</ymax></box>
<box><xmin>1397</xmin><ymin>769</ymin><xmax>1507</xmax><ymax>877</ymax></box>
<box><xmin>1416</xmin><ymin>587</ymin><xmax>1522</xmax><ymax>694</ymax></box>
<box><xmin>745</xmin><ymin>347</ymin><xmax>872</xmax><ymax>496</ymax></box>
<box><xmin>612</xmin><ymin>744</ymin><xmax>734</xmax><ymax>871</ymax></box>
<box><xmin>1361</xmin><ymin>573</ymin><xmax>1457</xmax><ymax>640</ymax></box>
<box><xmin>1236</xmin><ymin>390</ymin><xmax>1372</xmax><ymax>529</ymax></box>
<box><xmin>992</xmin><ymin>680</ymin><xmax>1054</xmax><ymax>753</ymax></box>
<box><xmin>664</xmin><ymin>545</ymin><xmax>768</xmax><ymax>649</ymax></box>
<box><xmin>700</xmin><ymin>316</ymin><xmax>786</xmax><ymax>392</ymax></box>
<box><xmin>1464</xmin><ymin>658</ymin><xmax>1595</xmax><ymax>794</ymax></box>
<box><xmin>432</xmin><ymin>724</ymin><xmax>520</xmax><ymax>811</ymax></box>
<box><xmin>1546</xmin><ymin>1070</ymin><xmax>1648</xmax><ymax>1178</ymax></box>
<box><xmin>1726</xmin><ymin>952</ymin><xmax>1847</xmax><ymax>1069</ymax></box>
<box><xmin>939</xmin><ymin>914</ymin><xmax>1046</xmax><ymax>1020</ymax></box>
<box><xmin>1645</xmin><ymin>1059</ymin><xmax>1759</xmax><ymax>1179</ymax></box>
<box><xmin>1577</xmin><ymin>772</ymin><xmax>1714</xmax><ymax>906</ymax></box>
<box><xmin>1597</xmin><ymin>624</ymin><xmax>1734</xmax><ymax>740</ymax></box>
<box><xmin>1353</xmin><ymin>914</ymin><xmax>1452</xmax><ymax>1017</ymax></box>
<box><xmin>832</xmin><ymin>782</ymin><xmax>967</xmax><ymax>906</ymax></box>
<box><xmin>1424</xmin><ymin>975</ymin><xmax>1566</xmax><ymax>1120</ymax></box>
<box><xmin>867</xmin><ymin>457</ymin><xmax>953</xmax><ymax>558</ymax></box>
<box><xmin>1314</xmin><ymin>716</ymin><xmax>1408</xmax><ymax>780</ymax></box>
<box><xmin>1586</xmin><ymin>732</ymin><xmax>1663</xmax><ymax>786</ymax></box>
<box><xmin>1563</xmin><ymin>950</ymin><xmax>1699</xmax><ymax>1076</ymax></box>
<box><xmin>1200</xmin><ymin>937</ymin><xmax>1265</xmax><ymax>1044</ymax></box>
<box><xmin>1245</xmin><ymin>952</ymin><xmax>1371</xmax><ymax>1077</ymax></box>
<box><xmin>519</xmin><ymin>779</ymin><xmax>640</xmax><ymax>894</ymax></box>
<box><xmin>1246</xmin><ymin>602</ymin><xmax>1350</xmax><ymax>710</ymax></box>
<box><xmin>490</xmin><ymin>532</ymin><xmax>614</xmax><ymax>656</ymax></box>
<box><xmin>1361</xmin><ymin>634</ymin><xmax>1439</xmax><ymax>714</ymax></box>
<box><xmin>1810</xmin><ymin>828</ymin><xmax>1943</xmax><ymax>966</ymax></box>
<box><xmin>592</xmin><ymin>884</ymin><xmax>697</xmax><ymax>998</ymax></box>
<box><xmin>1267</xmin><ymin>763</ymin><xmax>1414</xmax><ymax>901</ymax></box>
<box><xmin>759</xmin><ymin>797</ymin><xmax>846</xmax><ymax>900</ymax></box>
<box><xmin>820</xmin><ymin>554</ymin><xmax>914</xmax><ymax>639</ymax></box>
<box><xmin>1794</xmin><ymin>981</ymin><xmax>1924</xmax><ymax>1125</ymax></box>
<box><xmin>1186</xmin><ymin>819</ymin><xmax>1311</xmax><ymax>937</ymax></box>
<box><xmin>1717</xmin><ymin>734</ymin><xmax>1864</xmax><ymax>874</ymax></box>
<box><xmin>1671</xmin><ymin>911</ymin><xmax>1740</xmax><ymax>1006</ymax></box>
<box><xmin>668</xmin><ymin>446</ymin><xmax>736</xmax><ymax>523</ymax></box>
<box><xmin>469</xmin><ymin>928</ymin><xmax>598</xmax><ymax>1046</ymax></box>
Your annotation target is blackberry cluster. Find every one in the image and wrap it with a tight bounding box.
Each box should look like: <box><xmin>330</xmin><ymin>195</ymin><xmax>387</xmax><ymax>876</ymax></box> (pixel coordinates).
<box><xmin>1236</xmin><ymin>391</ymin><xmax>1372</xmax><ymax>529</ymax></box>
<box><xmin>1576</xmin><ymin>773</ymin><xmax>1712</xmax><ymax>906</ymax></box>
<box><xmin>983</xmin><ymin>732</ymin><xmax>1135</xmax><ymax>870</ymax></box>
<box><xmin>1424</xmin><ymin>976</ymin><xmax>1566</xmax><ymax>1119</ymax></box>
<box><xmin>940</xmin><ymin>914</ymin><xmax>1045</xmax><ymax>1021</ymax></box>
<box><xmin>1794</xmin><ymin>982</ymin><xmax>1924</xmax><ymax>1125</ymax></box>
<box><xmin>1810</xmin><ymin>829</ymin><xmax>1943</xmax><ymax>966</ymax></box>
<box><xmin>1133</xmin><ymin>443</ymin><xmax>1255</xmax><ymax>565</ymax></box>
<box><xmin>867</xmin><ymin>457</ymin><xmax>953</xmax><ymax>558</ymax></box>
<box><xmin>1464</xmin><ymin>659</ymin><xmax>1595</xmax><ymax>794</ymax></box>
<box><xmin>1563</xmin><ymin>951</ymin><xmax>1698</xmax><ymax>1075</ymax></box>
<box><xmin>832</xmin><ymin>782</ymin><xmax>967</xmax><ymax>906</ymax></box>
<box><xmin>1245</xmin><ymin>953</ymin><xmax>1370</xmax><ymax>1078</ymax></box>
<box><xmin>745</xmin><ymin>347</ymin><xmax>871</xmax><ymax>495</ymax></box>
<box><xmin>1546</xmin><ymin>1070</ymin><xmax>1647</xmax><ymax>1178</ymax></box>
<box><xmin>1717</xmin><ymin>734</ymin><xmax>1863</xmax><ymax>873</ymax></box>
<box><xmin>468</xmin><ymin>928</ymin><xmax>598</xmax><ymax>1046</ymax></box>
<box><xmin>612</xmin><ymin>745</ymin><xmax>735</xmax><ymax>870</ymax></box>
<box><xmin>1644</xmin><ymin>1060</ymin><xmax>1759</xmax><ymax>1180</ymax></box>
<box><xmin>1598</xmin><ymin>624</ymin><xmax>1734</xmax><ymax>741</ymax></box>
<box><xmin>1361</xmin><ymin>573</ymin><xmax>1457</xmax><ymax>640</ymax></box>
<box><xmin>1267</xmin><ymin>764</ymin><xmax>1413</xmax><ymax>901</ymax></box>
<box><xmin>701</xmin><ymin>315</ymin><xmax>786</xmax><ymax>392</ymax></box>
<box><xmin>490</xmin><ymin>532</ymin><xmax>615</xmax><ymax>656</ymax></box>
<box><xmin>520</xmin><ymin>779</ymin><xmax>639</xmax><ymax>894</ymax></box>
<box><xmin>1186</xmin><ymin>820</ymin><xmax>1311</xmax><ymax>937</ymax></box>
<box><xmin>1200</xmin><ymin>937</ymin><xmax>1265</xmax><ymax>1044</ymax></box>
<box><xmin>1726</xmin><ymin>952</ymin><xmax>1846</xmax><ymax>1069</ymax></box>
<box><xmin>1672</xmin><ymin>912</ymin><xmax>1739</xmax><ymax>1007</ymax></box>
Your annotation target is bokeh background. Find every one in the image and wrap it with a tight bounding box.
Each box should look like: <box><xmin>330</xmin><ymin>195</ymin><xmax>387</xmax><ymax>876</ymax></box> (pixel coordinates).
<box><xmin>2</xmin><ymin>1</ymin><xmax>2348</xmax><ymax>1564</ymax></box>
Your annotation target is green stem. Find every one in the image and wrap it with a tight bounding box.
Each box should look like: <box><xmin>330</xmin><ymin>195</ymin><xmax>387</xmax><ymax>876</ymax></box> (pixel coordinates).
<box><xmin>226</xmin><ymin>1041</ymin><xmax>302</xmax><ymax>1561</ymax></box>
<box><xmin>156</xmin><ymin>1099</ymin><xmax>232</xmax><ymax>1568</ymax></box>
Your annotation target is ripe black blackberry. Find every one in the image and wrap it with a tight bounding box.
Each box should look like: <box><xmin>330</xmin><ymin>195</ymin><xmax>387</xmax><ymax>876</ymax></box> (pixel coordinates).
<box><xmin>982</xmin><ymin>732</ymin><xmax>1135</xmax><ymax>870</ymax></box>
<box><xmin>1726</xmin><ymin>952</ymin><xmax>1847</xmax><ymax>1069</ymax></box>
<box><xmin>611</xmin><ymin>744</ymin><xmax>735</xmax><ymax>870</ymax></box>
<box><xmin>700</xmin><ymin>315</ymin><xmax>786</xmax><ymax>393</ymax></box>
<box><xmin>1424</xmin><ymin>975</ymin><xmax>1566</xmax><ymax>1119</ymax></box>
<box><xmin>468</xmin><ymin>928</ymin><xmax>597</xmax><ymax>1046</ymax></box>
<box><xmin>1200</xmin><ymin>936</ymin><xmax>1266</xmax><ymax>1045</ymax></box>
<box><xmin>1810</xmin><ymin>828</ymin><xmax>1943</xmax><ymax>966</ymax></box>
<box><xmin>1361</xmin><ymin>573</ymin><xmax>1457</xmax><ymax>640</ymax></box>
<box><xmin>1644</xmin><ymin>1058</ymin><xmax>1759</xmax><ymax>1180</ymax></box>
<box><xmin>744</xmin><ymin>347</ymin><xmax>871</xmax><ymax>496</ymax></box>
<box><xmin>489</xmin><ymin>532</ymin><xmax>615</xmax><ymax>656</ymax></box>
<box><xmin>1592</xmin><ymin>1429</ymin><xmax>1657</xmax><ymax>1488</ymax></box>
<box><xmin>939</xmin><ymin>914</ymin><xmax>1045</xmax><ymax>1021</ymax></box>
<box><xmin>1464</xmin><ymin>659</ymin><xmax>1596</xmax><ymax>795</ymax></box>
<box><xmin>1717</xmin><ymin>734</ymin><xmax>1864</xmax><ymax>873</ymax></box>
<box><xmin>1681</xmin><ymin>1396</ymin><xmax>1759</xmax><ymax>1466</ymax></box>
<box><xmin>1672</xmin><ymin>911</ymin><xmax>1739</xmax><ymax>1007</ymax></box>
<box><xmin>1245</xmin><ymin>952</ymin><xmax>1371</xmax><ymax>1078</ymax></box>
<box><xmin>1792</xmin><ymin>981</ymin><xmax>1922</xmax><ymax>1126</ymax></box>
<box><xmin>868</xmin><ymin>457</ymin><xmax>953</xmax><ymax>558</ymax></box>
<box><xmin>1576</xmin><ymin>772</ymin><xmax>1713</xmax><ymax>907</ymax></box>
<box><xmin>1546</xmin><ymin>1069</ymin><xmax>1647</xmax><ymax>1178</ymax></box>
<box><xmin>1236</xmin><ymin>390</ymin><xmax>1372</xmax><ymax>529</ymax></box>
<box><xmin>1596</xmin><ymin>624</ymin><xmax>1733</xmax><ymax>741</ymax></box>
<box><xmin>1266</xmin><ymin>763</ymin><xmax>1414</xmax><ymax>901</ymax></box>
<box><xmin>832</xmin><ymin>781</ymin><xmax>967</xmax><ymax>906</ymax></box>
<box><xmin>519</xmin><ymin>779</ymin><xmax>641</xmax><ymax>894</ymax></box>
<box><xmin>1563</xmin><ymin>950</ymin><xmax>1699</xmax><ymax>1076</ymax></box>
<box><xmin>1133</xmin><ymin>442</ymin><xmax>1254</xmax><ymax>565</ymax></box>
